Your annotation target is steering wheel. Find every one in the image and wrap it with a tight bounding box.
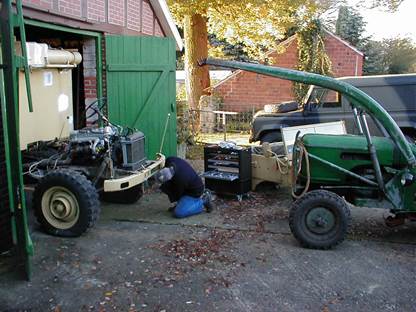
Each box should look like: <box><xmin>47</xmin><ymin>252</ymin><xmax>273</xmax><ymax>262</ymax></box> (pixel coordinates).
<box><xmin>85</xmin><ymin>98</ymin><xmax>107</xmax><ymax>126</ymax></box>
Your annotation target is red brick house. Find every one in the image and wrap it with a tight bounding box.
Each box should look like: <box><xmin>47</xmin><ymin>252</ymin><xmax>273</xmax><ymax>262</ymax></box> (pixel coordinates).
<box><xmin>212</xmin><ymin>30</ymin><xmax>364</xmax><ymax>112</ymax></box>
<box><xmin>19</xmin><ymin>0</ymin><xmax>182</xmax><ymax>156</ymax></box>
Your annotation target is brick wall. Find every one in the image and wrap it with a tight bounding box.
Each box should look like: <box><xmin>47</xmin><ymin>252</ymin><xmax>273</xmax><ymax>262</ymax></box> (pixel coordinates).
<box><xmin>58</xmin><ymin>0</ymin><xmax>82</xmax><ymax>17</ymax></box>
<box><xmin>213</xmin><ymin>34</ymin><xmax>364</xmax><ymax>112</ymax></box>
<box><xmin>87</xmin><ymin>0</ymin><xmax>106</xmax><ymax>22</ymax></box>
<box><xmin>82</xmin><ymin>39</ymin><xmax>98</xmax><ymax>125</ymax></box>
<box><xmin>23</xmin><ymin>0</ymin><xmax>53</xmax><ymax>10</ymax></box>
<box><xmin>22</xmin><ymin>0</ymin><xmax>166</xmax><ymax>37</ymax></box>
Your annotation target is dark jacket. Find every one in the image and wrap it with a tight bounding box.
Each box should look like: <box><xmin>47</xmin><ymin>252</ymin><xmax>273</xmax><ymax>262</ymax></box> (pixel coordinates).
<box><xmin>160</xmin><ymin>157</ymin><xmax>204</xmax><ymax>202</ymax></box>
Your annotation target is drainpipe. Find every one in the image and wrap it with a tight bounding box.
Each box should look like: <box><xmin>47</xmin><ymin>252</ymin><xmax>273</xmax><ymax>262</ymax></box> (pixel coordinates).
<box><xmin>355</xmin><ymin>55</ymin><xmax>359</xmax><ymax>76</ymax></box>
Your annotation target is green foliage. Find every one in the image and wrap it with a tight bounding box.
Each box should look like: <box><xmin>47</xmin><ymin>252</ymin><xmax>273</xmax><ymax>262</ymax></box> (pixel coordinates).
<box><xmin>367</xmin><ymin>0</ymin><xmax>404</xmax><ymax>11</ymax></box>
<box><xmin>168</xmin><ymin>0</ymin><xmax>329</xmax><ymax>60</ymax></box>
<box><xmin>176</xmin><ymin>51</ymin><xmax>185</xmax><ymax>70</ymax></box>
<box><xmin>362</xmin><ymin>40</ymin><xmax>385</xmax><ymax>74</ymax></box>
<box><xmin>364</xmin><ymin>38</ymin><xmax>416</xmax><ymax>75</ymax></box>
<box><xmin>176</xmin><ymin>83</ymin><xmax>187</xmax><ymax>101</ymax></box>
<box><xmin>383</xmin><ymin>38</ymin><xmax>416</xmax><ymax>74</ymax></box>
<box><xmin>333</xmin><ymin>5</ymin><xmax>415</xmax><ymax>75</ymax></box>
<box><xmin>293</xmin><ymin>20</ymin><xmax>332</xmax><ymax>102</ymax></box>
<box><xmin>335</xmin><ymin>6</ymin><xmax>367</xmax><ymax>48</ymax></box>
<box><xmin>176</xmin><ymin>100</ymin><xmax>193</xmax><ymax>144</ymax></box>
<box><xmin>208</xmin><ymin>34</ymin><xmax>252</xmax><ymax>62</ymax></box>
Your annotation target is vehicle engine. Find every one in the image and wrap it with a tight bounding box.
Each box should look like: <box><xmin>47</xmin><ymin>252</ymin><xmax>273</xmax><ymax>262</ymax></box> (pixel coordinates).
<box><xmin>24</xmin><ymin>126</ymin><xmax>147</xmax><ymax>180</ymax></box>
<box><xmin>69</xmin><ymin>126</ymin><xmax>118</xmax><ymax>165</ymax></box>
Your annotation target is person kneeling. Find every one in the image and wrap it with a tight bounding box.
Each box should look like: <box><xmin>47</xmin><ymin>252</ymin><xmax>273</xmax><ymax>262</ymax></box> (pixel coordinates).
<box><xmin>155</xmin><ymin>156</ymin><xmax>213</xmax><ymax>218</ymax></box>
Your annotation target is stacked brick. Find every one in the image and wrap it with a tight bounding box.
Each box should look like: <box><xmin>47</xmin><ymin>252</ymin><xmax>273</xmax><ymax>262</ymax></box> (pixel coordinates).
<box><xmin>22</xmin><ymin>0</ymin><xmax>165</xmax><ymax>37</ymax></box>
<box><xmin>213</xmin><ymin>33</ymin><xmax>364</xmax><ymax>113</ymax></box>
<box><xmin>82</xmin><ymin>39</ymin><xmax>98</xmax><ymax>125</ymax></box>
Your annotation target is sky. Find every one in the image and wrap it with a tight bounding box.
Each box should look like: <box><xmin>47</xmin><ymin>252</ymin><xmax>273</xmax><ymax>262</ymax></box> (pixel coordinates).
<box><xmin>346</xmin><ymin>0</ymin><xmax>416</xmax><ymax>41</ymax></box>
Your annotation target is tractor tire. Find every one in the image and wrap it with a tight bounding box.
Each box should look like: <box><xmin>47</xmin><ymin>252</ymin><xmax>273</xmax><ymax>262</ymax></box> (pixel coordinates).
<box><xmin>289</xmin><ymin>190</ymin><xmax>351</xmax><ymax>249</ymax></box>
<box><xmin>260</xmin><ymin>131</ymin><xmax>282</xmax><ymax>144</ymax></box>
<box><xmin>33</xmin><ymin>170</ymin><xmax>100</xmax><ymax>237</ymax></box>
<box><xmin>102</xmin><ymin>184</ymin><xmax>143</xmax><ymax>204</ymax></box>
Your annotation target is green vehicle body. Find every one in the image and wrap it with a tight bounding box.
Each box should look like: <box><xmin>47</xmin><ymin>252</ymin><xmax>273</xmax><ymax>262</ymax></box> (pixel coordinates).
<box><xmin>299</xmin><ymin>134</ymin><xmax>416</xmax><ymax>212</ymax></box>
<box><xmin>200</xmin><ymin>58</ymin><xmax>416</xmax><ymax>215</ymax></box>
<box><xmin>301</xmin><ymin>134</ymin><xmax>405</xmax><ymax>184</ymax></box>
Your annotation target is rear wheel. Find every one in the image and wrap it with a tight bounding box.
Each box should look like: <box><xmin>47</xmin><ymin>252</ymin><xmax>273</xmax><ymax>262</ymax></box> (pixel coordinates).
<box><xmin>33</xmin><ymin>170</ymin><xmax>100</xmax><ymax>237</ymax></box>
<box><xmin>289</xmin><ymin>190</ymin><xmax>351</xmax><ymax>249</ymax></box>
<box><xmin>102</xmin><ymin>184</ymin><xmax>143</xmax><ymax>204</ymax></box>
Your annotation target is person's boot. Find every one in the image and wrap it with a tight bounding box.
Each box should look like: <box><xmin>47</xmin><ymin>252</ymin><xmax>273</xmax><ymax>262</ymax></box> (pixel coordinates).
<box><xmin>202</xmin><ymin>189</ymin><xmax>214</xmax><ymax>213</ymax></box>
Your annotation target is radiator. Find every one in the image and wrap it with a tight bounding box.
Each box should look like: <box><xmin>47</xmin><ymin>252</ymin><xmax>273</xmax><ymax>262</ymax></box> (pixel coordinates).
<box><xmin>120</xmin><ymin>131</ymin><xmax>147</xmax><ymax>171</ymax></box>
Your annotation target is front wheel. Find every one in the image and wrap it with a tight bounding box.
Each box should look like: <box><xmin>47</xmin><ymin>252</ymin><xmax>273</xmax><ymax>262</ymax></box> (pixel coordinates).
<box><xmin>33</xmin><ymin>170</ymin><xmax>100</xmax><ymax>237</ymax></box>
<box><xmin>289</xmin><ymin>190</ymin><xmax>351</xmax><ymax>249</ymax></box>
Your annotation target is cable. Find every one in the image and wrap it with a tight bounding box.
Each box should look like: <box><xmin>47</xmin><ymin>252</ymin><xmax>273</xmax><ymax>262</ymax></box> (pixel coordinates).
<box><xmin>252</xmin><ymin>145</ymin><xmax>290</xmax><ymax>175</ymax></box>
<box><xmin>271</xmin><ymin>151</ymin><xmax>289</xmax><ymax>175</ymax></box>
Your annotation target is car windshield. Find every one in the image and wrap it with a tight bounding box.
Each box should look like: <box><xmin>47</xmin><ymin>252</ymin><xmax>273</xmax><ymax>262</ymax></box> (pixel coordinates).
<box><xmin>304</xmin><ymin>86</ymin><xmax>340</xmax><ymax>108</ymax></box>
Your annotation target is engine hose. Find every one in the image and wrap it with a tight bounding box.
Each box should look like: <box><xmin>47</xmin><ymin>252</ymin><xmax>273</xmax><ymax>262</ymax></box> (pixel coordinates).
<box><xmin>291</xmin><ymin>141</ymin><xmax>311</xmax><ymax>199</ymax></box>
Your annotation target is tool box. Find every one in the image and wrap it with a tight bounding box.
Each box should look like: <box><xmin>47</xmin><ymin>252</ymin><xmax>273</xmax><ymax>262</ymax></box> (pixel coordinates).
<box><xmin>202</xmin><ymin>144</ymin><xmax>251</xmax><ymax>195</ymax></box>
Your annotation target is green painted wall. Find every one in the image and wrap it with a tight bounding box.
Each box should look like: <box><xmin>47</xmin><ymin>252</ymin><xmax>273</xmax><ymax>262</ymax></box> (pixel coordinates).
<box><xmin>106</xmin><ymin>36</ymin><xmax>177</xmax><ymax>158</ymax></box>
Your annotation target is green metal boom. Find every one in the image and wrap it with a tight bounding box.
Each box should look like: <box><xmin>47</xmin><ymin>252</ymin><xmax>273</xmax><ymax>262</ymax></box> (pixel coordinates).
<box><xmin>200</xmin><ymin>58</ymin><xmax>415</xmax><ymax>167</ymax></box>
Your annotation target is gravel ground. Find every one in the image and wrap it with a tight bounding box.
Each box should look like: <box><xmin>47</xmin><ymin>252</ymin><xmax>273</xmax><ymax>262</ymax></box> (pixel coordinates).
<box><xmin>0</xmin><ymin>164</ymin><xmax>415</xmax><ymax>311</ymax></box>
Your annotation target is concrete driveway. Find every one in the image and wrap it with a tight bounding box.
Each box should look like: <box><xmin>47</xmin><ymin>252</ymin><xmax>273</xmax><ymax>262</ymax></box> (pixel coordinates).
<box><xmin>0</xmin><ymin>185</ymin><xmax>415</xmax><ymax>311</ymax></box>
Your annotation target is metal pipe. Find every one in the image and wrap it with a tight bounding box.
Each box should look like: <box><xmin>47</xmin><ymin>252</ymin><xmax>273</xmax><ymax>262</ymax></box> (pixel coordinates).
<box><xmin>352</xmin><ymin>106</ymin><xmax>363</xmax><ymax>134</ymax></box>
<box><xmin>47</xmin><ymin>50</ymin><xmax>82</xmax><ymax>65</ymax></box>
<box><xmin>307</xmin><ymin>152</ymin><xmax>378</xmax><ymax>187</ymax></box>
<box><xmin>199</xmin><ymin>58</ymin><xmax>415</xmax><ymax>167</ymax></box>
<box><xmin>159</xmin><ymin>113</ymin><xmax>171</xmax><ymax>154</ymax></box>
<box><xmin>16</xmin><ymin>0</ymin><xmax>33</xmax><ymax>113</ymax></box>
<box><xmin>359</xmin><ymin>112</ymin><xmax>385</xmax><ymax>190</ymax></box>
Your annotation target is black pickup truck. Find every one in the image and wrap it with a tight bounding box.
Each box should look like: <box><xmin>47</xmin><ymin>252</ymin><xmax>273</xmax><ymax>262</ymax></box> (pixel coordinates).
<box><xmin>250</xmin><ymin>74</ymin><xmax>416</xmax><ymax>143</ymax></box>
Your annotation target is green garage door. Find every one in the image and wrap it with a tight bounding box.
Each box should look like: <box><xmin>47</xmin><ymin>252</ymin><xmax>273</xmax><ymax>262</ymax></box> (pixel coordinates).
<box><xmin>106</xmin><ymin>36</ymin><xmax>177</xmax><ymax>158</ymax></box>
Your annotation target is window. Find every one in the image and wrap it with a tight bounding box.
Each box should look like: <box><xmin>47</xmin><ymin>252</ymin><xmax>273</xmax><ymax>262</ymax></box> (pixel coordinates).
<box><xmin>306</xmin><ymin>87</ymin><xmax>341</xmax><ymax>109</ymax></box>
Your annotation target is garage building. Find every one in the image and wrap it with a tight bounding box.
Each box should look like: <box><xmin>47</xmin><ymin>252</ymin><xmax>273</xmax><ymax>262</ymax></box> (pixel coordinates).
<box><xmin>0</xmin><ymin>0</ymin><xmax>182</xmax><ymax>279</ymax></box>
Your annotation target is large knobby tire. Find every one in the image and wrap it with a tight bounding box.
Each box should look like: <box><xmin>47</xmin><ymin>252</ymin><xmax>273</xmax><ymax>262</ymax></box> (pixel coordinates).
<box><xmin>33</xmin><ymin>170</ymin><xmax>100</xmax><ymax>237</ymax></box>
<box><xmin>260</xmin><ymin>131</ymin><xmax>281</xmax><ymax>144</ymax></box>
<box><xmin>101</xmin><ymin>184</ymin><xmax>143</xmax><ymax>204</ymax></box>
<box><xmin>289</xmin><ymin>190</ymin><xmax>351</xmax><ymax>249</ymax></box>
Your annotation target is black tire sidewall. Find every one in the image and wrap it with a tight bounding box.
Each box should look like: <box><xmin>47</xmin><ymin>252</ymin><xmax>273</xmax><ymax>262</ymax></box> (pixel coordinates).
<box><xmin>33</xmin><ymin>170</ymin><xmax>99</xmax><ymax>237</ymax></box>
<box><xmin>289</xmin><ymin>190</ymin><xmax>350</xmax><ymax>249</ymax></box>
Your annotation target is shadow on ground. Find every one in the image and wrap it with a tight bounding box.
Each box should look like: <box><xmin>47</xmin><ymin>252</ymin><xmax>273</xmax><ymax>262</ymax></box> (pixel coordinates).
<box><xmin>0</xmin><ymin>181</ymin><xmax>415</xmax><ymax>311</ymax></box>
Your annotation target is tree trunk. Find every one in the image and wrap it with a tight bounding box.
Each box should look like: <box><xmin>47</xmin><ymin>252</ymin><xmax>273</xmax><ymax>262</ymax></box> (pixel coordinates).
<box><xmin>183</xmin><ymin>13</ymin><xmax>210</xmax><ymax>132</ymax></box>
